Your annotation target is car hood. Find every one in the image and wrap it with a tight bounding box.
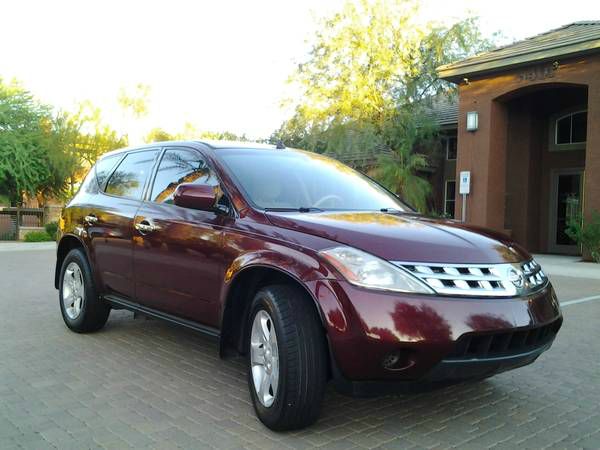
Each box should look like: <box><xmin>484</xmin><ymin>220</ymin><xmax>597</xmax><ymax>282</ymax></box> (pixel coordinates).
<box><xmin>265</xmin><ymin>211</ymin><xmax>530</xmax><ymax>264</ymax></box>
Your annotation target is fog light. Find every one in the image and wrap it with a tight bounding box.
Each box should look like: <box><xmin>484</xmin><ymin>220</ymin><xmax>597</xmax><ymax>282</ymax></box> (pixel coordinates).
<box><xmin>382</xmin><ymin>353</ymin><xmax>400</xmax><ymax>369</ymax></box>
<box><xmin>381</xmin><ymin>350</ymin><xmax>415</xmax><ymax>371</ymax></box>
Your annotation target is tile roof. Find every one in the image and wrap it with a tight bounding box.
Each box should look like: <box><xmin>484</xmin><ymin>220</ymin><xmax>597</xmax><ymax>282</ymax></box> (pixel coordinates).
<box><xmin>438</xmin><ymin>21</ymin><xmax>600</xmax><ymax>82</ymax></box>
<box><xmin>425</xmin><ymin>96</ymin><xmax>458</xmax><ymax>127</ymax></box>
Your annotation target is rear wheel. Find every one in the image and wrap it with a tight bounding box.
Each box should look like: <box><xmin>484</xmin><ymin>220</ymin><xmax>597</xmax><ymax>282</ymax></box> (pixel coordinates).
<box><xmin>59</xmin><ymin>248</ymin><xmax>110</xmax><ymax>332</ymax></box>
<box><xmin>247</xmin><ymin>285</ymin><xmax>327</xmax><ymax>431</ymax></box>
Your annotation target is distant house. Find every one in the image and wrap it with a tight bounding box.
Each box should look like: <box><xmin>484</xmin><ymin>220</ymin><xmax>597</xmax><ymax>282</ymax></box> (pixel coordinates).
<box><xmin>335</xmin><ymin>22</ymin><xmax>599</xmax><ymax>256</ymax></box>
<box><xmin>436</xmin><ymin>21</ymin><xmax>600</xmax><ymax>256</ymax></box>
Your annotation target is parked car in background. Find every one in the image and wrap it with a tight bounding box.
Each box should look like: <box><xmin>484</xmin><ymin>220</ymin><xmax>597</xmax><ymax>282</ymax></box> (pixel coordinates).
<box><xmin>55</xmin><ymin>141</ymin><xmax>562</xmax><ymax>430</ymax></box>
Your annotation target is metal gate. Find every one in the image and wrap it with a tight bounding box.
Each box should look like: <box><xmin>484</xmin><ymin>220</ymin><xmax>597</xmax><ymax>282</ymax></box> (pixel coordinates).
<box><xmin>0</xmin><ymin>208</ymin><xmax>45</xmax><ymax>241</ymax></box>
<box><xmin>0</xmin><ymin>211</ymin><xmax>17</xmax><ymax>240</ymax></box>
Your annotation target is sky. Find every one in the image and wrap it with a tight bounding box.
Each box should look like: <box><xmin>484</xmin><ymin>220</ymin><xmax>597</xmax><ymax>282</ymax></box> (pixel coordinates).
<box><xmin>2</xmin><ymin>0</ymin><xmax>599</xmax><ymax>143</ymax></box>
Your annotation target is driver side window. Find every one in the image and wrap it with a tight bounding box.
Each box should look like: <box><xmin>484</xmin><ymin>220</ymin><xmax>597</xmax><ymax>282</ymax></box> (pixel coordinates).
<box><xmin>150</xmin><ymin>148</ymin><xmax>220</xmax><ymax>204</ymax></box>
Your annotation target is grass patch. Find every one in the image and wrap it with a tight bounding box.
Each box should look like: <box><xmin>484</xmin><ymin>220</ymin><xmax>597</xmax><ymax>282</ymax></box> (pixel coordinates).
<box><xmin>24</xmin><ymin>231</ymin><xmax>54</xmax><ymax>242</ymax></box>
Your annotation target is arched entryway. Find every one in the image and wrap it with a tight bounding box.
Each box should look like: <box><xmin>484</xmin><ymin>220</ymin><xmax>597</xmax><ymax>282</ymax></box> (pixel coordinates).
<box><xmin>495</xmin><ymin>83</ymin><xmax>588</xmax><ymax>255</ymax></box>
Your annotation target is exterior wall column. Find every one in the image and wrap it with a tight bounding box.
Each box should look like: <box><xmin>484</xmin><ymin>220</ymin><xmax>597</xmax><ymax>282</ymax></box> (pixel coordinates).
<box><xmin>584</xmin><ymin>79</ymin><xmax>600</xmax><ymax>228</ymax></box>
<box><xmin>456</xmin><ymin>87</ymin><xmax>508</xmax><ymax>232</ymax></box>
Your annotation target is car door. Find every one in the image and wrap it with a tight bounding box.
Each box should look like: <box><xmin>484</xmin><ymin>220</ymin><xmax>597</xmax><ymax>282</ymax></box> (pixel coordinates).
<box><xmin>132</xmin><ymin>146</ymin><xmax>226</xmax><ymax>327</ymax></box>
<box><xmin>89</xmin><ymin>148</ymin><xmax>160</xmax><ymax>300</ymax></box>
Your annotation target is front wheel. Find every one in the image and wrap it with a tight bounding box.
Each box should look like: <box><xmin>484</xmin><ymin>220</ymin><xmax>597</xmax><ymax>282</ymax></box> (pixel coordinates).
<box><xmin>59</xmin><ymin>248</ymin><xmax>110</xmax><ymax>332</ymax></box>
<box><xmin>247</xmin><ymin>285</ymin><xmax>327</xmax><ymax>431</ymax></box>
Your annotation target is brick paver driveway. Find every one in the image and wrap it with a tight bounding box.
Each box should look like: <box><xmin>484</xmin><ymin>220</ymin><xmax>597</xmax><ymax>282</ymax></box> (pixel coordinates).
<box><xmin>1</xmin><ymin>246</ymin><xmax>599</xmax><ymax>449</ymax></box>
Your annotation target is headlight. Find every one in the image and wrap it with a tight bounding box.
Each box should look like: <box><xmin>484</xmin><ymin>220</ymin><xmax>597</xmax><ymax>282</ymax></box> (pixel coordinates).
<box><xmin>320</xmin><ymin>246</ymin><xmax>435</xmax><ymax>294</ymax></box>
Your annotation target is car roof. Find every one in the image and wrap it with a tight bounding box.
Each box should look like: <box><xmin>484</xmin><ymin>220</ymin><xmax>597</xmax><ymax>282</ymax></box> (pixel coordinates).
<box><xmin>99</xmin><ymin>140</ymin><xmax>280</xmax><ymax>159</ymax></box>
<box><xmin>197</xmin><ymin>140</ymin><xmax>278</xmax><ymax>150</ymax></box>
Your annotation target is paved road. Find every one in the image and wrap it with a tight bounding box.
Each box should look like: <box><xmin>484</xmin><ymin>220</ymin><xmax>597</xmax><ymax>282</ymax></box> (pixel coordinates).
<box><xmin>1</xmin><ymin>248</ymin><xmax>599</xmax><ymax>449</ymax></box>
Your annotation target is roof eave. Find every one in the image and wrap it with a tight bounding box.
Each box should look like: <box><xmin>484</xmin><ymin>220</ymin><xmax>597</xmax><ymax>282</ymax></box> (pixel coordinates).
<box><xmin>438</xmin><ymin>40</ymin><xmax>600</xmax><ymax>84</ymax></box>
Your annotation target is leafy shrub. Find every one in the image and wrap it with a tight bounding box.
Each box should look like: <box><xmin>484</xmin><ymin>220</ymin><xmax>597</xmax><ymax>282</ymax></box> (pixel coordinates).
<box><xmin>45</xmin><ymin>221</ymin><xmax>59</xmax><ymax>240</ymax></box>
<box><xmin>24</xmin><ymin>231</ymin><xmax>54</xmax><ymax>242</ymax></box>
<box><xmin>566</xmin><ymin>211</ymin><xmax>600</xmax><ymax>263</ymax></box>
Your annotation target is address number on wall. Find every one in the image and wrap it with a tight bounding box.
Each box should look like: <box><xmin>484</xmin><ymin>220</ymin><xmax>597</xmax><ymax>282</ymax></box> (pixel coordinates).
<box><xmin>518</xmin><ymin>64</ymin><xmax>558</xmax><ymax>82</ymax></box>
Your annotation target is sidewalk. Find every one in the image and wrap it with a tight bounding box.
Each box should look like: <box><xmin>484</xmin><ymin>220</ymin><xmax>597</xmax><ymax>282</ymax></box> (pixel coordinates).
<box><xmin>534</xmin><ymin>253</ymin><xmax>600</xmax><ymax>280</ymax></box>
<box><xmin>0</xmin><ymin>241</ymin><xmax>56</xmax><ymax>252</ymax></box>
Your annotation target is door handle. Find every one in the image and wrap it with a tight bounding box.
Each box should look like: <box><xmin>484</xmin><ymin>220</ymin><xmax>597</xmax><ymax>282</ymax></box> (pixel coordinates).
<box><xmin>84</xmin><ymin>214</ymin><xmax>98</xmax><ymax>225</ymax></box>
<box><xmin>135</xmin><ymin>220</ymin><xmax>160</xmax><ymax>234</ymax></box>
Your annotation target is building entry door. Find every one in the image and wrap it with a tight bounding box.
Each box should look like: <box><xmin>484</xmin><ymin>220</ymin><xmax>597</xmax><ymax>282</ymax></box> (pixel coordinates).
<box><xmin>548</xmin><ymin>168</ymin><xmax>584</xmax><ymax>255</ymax></box>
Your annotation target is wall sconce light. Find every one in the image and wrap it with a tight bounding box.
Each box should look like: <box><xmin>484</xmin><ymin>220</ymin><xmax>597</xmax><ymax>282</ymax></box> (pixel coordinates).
<box><xmin>466</xmin><ymin>111</ymin><xmax>478</xmax><ymax>131</ymax></box>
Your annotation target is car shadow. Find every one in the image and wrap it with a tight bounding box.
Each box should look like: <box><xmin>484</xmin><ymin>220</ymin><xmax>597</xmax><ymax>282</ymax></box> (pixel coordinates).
<box><xmin>97</xmin><ymin>309</ymin><xmax>544</xmax><ymax>446</ymax></box>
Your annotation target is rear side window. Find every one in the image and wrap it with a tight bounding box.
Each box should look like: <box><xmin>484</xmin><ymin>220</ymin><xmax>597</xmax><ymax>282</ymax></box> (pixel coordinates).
<box><xmin>77</xmin><ymin>166</ymin><xmax>98</xmax><ymax>195</ymax></box>
<box><xmin>150</xmin><ymin>148</ymin><xmax>219</xmax><ymax>204</ymax></box>
<box><xmin>95</xmin><ymin>154</ymin><xmax>121</xmax><ymax>189</ymax></box>
<box><xmin>105</xmin><ymin>150</ymin><xmax>159</xmax><ymax>199</ymax></box>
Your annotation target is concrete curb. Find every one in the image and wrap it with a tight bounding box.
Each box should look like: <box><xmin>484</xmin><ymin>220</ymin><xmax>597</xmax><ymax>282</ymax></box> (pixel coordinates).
<box><xmin>0</xmin><ymin>242</ymin><xmax>57</xmax><ymax>252</ymax></box>
<box><xmin>534</xmin><ymin>254</ymin><xmax>600</xmax><ymax>280</ymax></box>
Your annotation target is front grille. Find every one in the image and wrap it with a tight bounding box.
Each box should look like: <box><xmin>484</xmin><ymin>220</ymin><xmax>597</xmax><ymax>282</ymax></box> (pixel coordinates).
<box><xmin>392</xmin><ymin>260</ymin><xmax>548</xmax><ymax>297</ymax></box>
<box><xmin>448</xmin><ymin>318</ymin><xmax>562</xmax><ymax>360</ymax></box>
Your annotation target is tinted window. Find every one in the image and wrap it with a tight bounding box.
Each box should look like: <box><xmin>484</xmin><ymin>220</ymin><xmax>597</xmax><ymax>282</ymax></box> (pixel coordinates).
<box><xmin>218</xmin><ymin>149</ymin><xmax>411</xmax><ymax>212</ymax></box>
<box><xmin>95</xmin><ymin>154</ymin><xmax>121</xmax><ymax>188</ymax></box>
<box><xmin>446</xmin><ymin>136</ymin><xmax>457</xmax><ymax>160</ymax></box>
<box><xmin>105</xmin><ymin>150</ymin><xmax>159</xmax><ymax>199</ymax></box>
<box><xmin>150</xmin><ymin>148</ymin><xmax>219</xmax><ymax>204</ymax></box>
<box><xmin>78</xmin><ymin>167</ymin><xmax>98</xmax><ymax>195</ymax></box>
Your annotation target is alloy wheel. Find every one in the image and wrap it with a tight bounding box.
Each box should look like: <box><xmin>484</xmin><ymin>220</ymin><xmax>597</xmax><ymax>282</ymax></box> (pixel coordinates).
<box><xmin>250</xmin><ymin>310</ymin><xmax>280</xmax><ymax>407</ymax></box>
<box><xmin>62</xmin><ymin>261</ymin><xmax>85</xmax><ymax>320</ymax></box>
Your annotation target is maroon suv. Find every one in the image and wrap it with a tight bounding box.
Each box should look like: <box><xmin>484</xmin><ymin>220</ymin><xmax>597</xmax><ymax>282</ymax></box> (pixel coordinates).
<box><xmin>55</xmin><ymin>141</ymin><xmax>562</xmax><ymax>430</ymax></box>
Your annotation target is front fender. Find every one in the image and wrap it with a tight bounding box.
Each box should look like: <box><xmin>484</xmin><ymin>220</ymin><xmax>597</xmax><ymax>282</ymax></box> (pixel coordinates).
<box><xmin>221</xmin><ymin>246</ymin><xmax>332</xmax><ymax>321</ymax></box>
<box><xmin>218</xmin><ymin>246</ymin><xmax>351</xmax><ymax>359</ymax></box>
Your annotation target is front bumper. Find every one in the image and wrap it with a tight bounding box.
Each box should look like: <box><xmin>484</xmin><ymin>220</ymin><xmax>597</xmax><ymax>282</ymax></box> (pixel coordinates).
<box><xmin>307</xmin><ymin>279</ymin><xmax>562</xmax><ymax>389</ymax></box>
<box><xmin>332</xmin><ymin>327</ymin><xmax>559</xmax><ymax>397</ymax></box>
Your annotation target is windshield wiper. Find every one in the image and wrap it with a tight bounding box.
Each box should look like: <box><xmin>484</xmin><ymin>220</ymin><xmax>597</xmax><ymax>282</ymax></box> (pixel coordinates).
<box><xmin>380</xmin><ymin>207</ymin><xmax>402</xmax><ymax>213</ymax></box>
<box><xmin>380</xmin><ymin>207</ymin><xmax>419</xmax><ymax>215</ymax></box>
<box><xmin>264</xmin><ymin>207</ymin><xmax>324</xmax><ymax>213</ymax></box>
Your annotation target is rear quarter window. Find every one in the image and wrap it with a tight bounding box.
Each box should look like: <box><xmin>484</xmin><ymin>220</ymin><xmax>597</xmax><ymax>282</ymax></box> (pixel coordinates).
<box><xmin>95</xmin><ymin>154</ymin><xmax>122</xmax><ymax>189</ymax></box>
<box><xmin>104</xmin><ymin>150</ymin><xmax>160</xmax><ymax>200</ymax></box>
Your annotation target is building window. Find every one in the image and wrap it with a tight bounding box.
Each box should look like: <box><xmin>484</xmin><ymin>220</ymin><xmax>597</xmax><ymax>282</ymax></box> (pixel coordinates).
<box><xmin>555</xmin><ymin>110</ymin><xmax>587</xmax><ymax>145</ymax></box>
<box><xmin>445</xmin><ymin>136</ymin><xmax>457</xmax><ymax>160</ymax></box>
<box><xmin>444</xmin><ymin>180</ymin><xmax>456</xmax><ymax>217</ymax></box>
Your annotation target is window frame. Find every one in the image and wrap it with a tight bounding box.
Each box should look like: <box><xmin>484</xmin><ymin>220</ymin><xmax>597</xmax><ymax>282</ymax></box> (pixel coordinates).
<box><xmin>145</xmin><ymin>145</ymin><xmax>237</xmax><ymax>217</ymax></box>
<box><xmin>444</xmin><ymin>179</ymin><xmax>456</xmax><ymax>217</ymax></box>
<box><xmin>100</xmin><ymin>148</ymin><xmax>161</xmax><ymax>201</ymax></box>
<box><xmin>550</xmin><ymin>108</ymin><xmax>587</xmax><ymax>152</ymax></box>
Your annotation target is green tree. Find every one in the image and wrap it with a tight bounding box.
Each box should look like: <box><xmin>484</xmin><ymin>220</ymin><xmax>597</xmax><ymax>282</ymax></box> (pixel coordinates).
<box><xmin>145</xmin><ymin>128</ymin><xmax>175</xmax><ymax>143</ymax></box>
<box><xmin>53</xmin><ymin>101</ymin><xmax>128</xmax><ymax>196</ymax></box>
<box><xmin>198</xmin><ymin>130</ymin><xmax>249</xmax><ymax>141</ymax></box>
<box><xmin>118</xmin><ymin>83</ymin><xmax>151</xmax><ymax>119</ymax></box>
<box><xmin>375</xmin><ymin>110</ymin><xmax>439</xmax><ymax>211</ymax></box>
<box><xmin>145</xmin><ymin>122</ymin><xmax>250</xmax><ymax>143</ymax></box>
<box><xmin>274</xmin><ymin>0</ymin><xmax>494</xmax><ymax>211</ymax></box>
<box><xmin>1</xmin><ymin>79</ymin><xmax>128</xmax><ymax>204</ymax></box>
<box><xmin>0</xmin><ymin>79</ymin><xmax>53</xmax><ymax>204</ymax></box>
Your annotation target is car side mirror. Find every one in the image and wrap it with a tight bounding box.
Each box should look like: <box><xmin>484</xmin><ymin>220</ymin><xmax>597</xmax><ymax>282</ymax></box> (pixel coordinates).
<box><xmin>173</xmin><ymin>183</ymin><xmax>217</xmax><ymax>211</ymax></box>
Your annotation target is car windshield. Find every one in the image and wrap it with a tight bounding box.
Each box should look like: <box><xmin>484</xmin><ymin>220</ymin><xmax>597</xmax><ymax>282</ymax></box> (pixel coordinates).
<box><xmin>217</xmin><ymin>149</ymin><xmax>413</xmax><ymax>212</ymax></box>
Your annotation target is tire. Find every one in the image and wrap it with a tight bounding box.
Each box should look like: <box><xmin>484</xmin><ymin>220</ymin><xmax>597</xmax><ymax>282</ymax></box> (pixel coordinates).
<box><xmin>59</xmin><ymin>248</ymin><xmax>110</xmax><ymax>333</ymax></box>
<box><xmin>246</xmin><ymin>284</ymin><xmax>327</xmax><ymax>431</ymax></box>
